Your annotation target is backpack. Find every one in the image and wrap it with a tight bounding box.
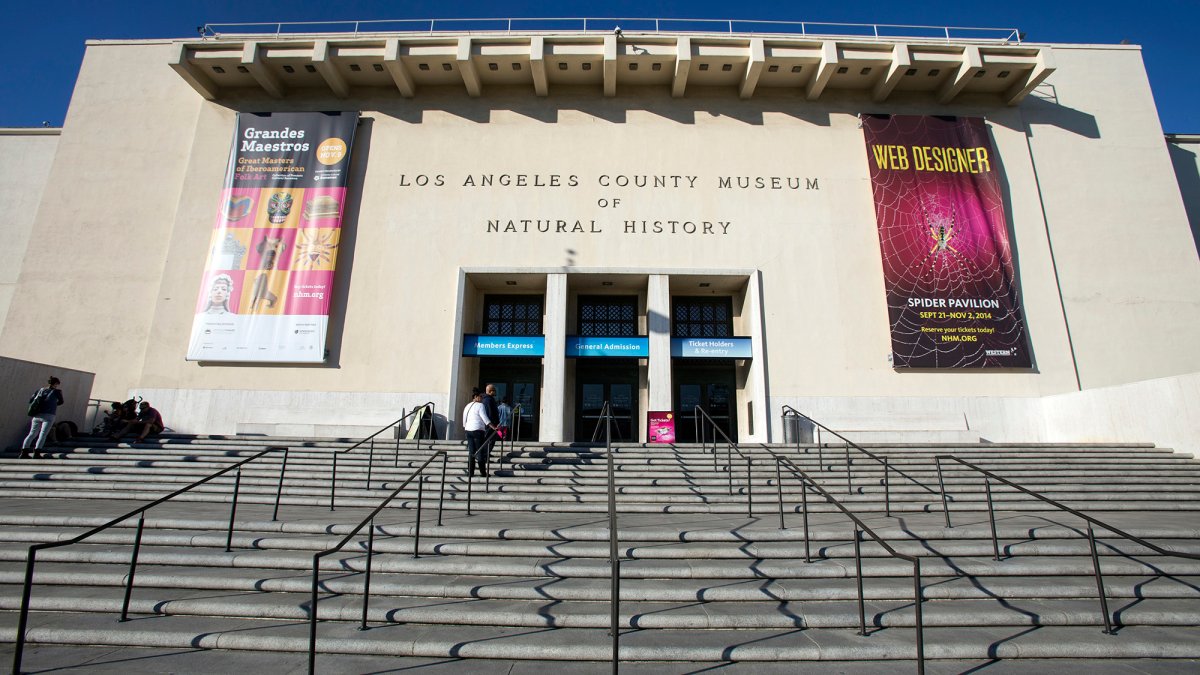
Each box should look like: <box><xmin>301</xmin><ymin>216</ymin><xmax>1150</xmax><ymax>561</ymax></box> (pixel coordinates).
<box><xmin>27</xmin><ymin>388</ymin><xmax>52</xmax><ymax>417</ymax></box>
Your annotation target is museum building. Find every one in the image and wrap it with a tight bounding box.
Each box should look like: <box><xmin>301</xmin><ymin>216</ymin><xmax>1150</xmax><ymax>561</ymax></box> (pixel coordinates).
<box><xmin>1</xmin><ymin>20</ymin><xmax>1198</xmax><ymax>452</ymax></box>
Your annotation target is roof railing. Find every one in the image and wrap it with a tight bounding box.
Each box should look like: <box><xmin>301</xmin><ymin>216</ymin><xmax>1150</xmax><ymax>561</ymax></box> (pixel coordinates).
<box><xmin>199</xmin><ymin>18</ymin><xmax>1022</xmax><ymax>44</ymax></box>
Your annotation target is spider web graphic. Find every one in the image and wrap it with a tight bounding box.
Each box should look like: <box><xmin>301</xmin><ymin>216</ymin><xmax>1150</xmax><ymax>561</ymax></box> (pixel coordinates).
<box><xmin>862</xmin><ymin>114</ymin><xmax>1032</xmax><ymax>368</ymax></box>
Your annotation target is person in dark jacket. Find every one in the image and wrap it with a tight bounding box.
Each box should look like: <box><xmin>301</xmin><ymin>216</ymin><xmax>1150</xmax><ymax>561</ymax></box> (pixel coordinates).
<box><xmin>482</xmin><ymin>383</ymin><xmax>501</xmax><ymax>464</ymax></box>
<box><xmin>110</xmin><ymin>401</ymin><xmax>164</xmax><ymax>443</ymax></box>
<box><xmin>22</xmin><ymin>376</ymin><xmax>64</xmax><ymax>458</ymax></box>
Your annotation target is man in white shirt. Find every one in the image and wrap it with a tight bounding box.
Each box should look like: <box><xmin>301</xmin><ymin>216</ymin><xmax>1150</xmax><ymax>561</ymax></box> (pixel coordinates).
<box><xmin>461</xmin><ymin>389</ymin><xmax>495</xmax><ymax>477</ymax></box>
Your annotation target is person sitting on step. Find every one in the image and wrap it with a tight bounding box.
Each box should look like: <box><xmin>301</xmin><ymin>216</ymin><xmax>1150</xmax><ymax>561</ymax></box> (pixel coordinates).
<box><xmin>110</xmin><ymin>401</ymin><xmax>164</xmax><ymax>443</ymax></box>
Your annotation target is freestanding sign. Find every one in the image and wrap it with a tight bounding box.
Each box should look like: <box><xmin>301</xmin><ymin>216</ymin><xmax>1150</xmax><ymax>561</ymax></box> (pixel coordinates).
<box><xmin>647</xmin><ymin>411</ymin><xmax>676</xmax><ymax>444</ymax></box>
<box><xmin>187</xmin><ymin>111</ymin><xmax>359</xmax><ymax>362</ymax></box>
<box><xmin>862</xmin><ymin>114</ymin><xmax>1032</xmax><ymax>368</ymax></box>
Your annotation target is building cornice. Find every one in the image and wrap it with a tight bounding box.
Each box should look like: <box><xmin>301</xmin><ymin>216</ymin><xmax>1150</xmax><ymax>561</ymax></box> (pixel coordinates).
<box><xmin>167</xmin><ymin>32</ymin><xmax>1057</xmax><ymax>106</ymax></box>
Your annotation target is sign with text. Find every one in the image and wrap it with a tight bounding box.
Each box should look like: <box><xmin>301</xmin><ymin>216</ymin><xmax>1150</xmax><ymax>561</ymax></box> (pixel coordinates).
<box><xmin>671</xmin><ymin>337</ymin><xmax>753</xmax><ymax>359</ymax></box>
<box><xmin>187</xmin><ymin>111</ymin><xmax>359</xmax><ymax>362</ymax></box>
<box><xmin>462</xmin><ymin>335</ymin><xmax>546</xmax><ymax>357</ymax></box>
<box><xmin>862</xmin><ymin>114</ymin><xmax>1032</xmax><ymax>368</ymax></box>
<box><xmin>647</xmin><ymin>411</ymin><xmax>676</xmax><ymax>444</ymax></box>
<box><xmin>566</xmin><ymin>336</ymin><xmax>649</xmax><ymax>358</ymax></box>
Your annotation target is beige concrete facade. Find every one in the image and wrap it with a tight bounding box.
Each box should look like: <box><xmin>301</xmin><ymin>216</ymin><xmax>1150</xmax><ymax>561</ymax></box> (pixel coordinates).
<box><xmin>1</xmin><ymin>32</ymin><xmax>1197</xmax><ymax>448</ymax></box>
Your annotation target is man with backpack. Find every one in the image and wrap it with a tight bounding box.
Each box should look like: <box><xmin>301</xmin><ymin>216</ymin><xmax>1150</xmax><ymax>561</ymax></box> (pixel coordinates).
<box><xmin>22</xmin><ymin>376</ymin><xmax>64</xmax><ymax>459</ymax></box>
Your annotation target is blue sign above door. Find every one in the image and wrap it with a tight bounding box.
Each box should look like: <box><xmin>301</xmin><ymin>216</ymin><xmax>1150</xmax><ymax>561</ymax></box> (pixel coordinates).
<box><xmin>670</xmin><ymin>337</ymin><xmax>753</xmax><ymax>359</ymax></box>
<box><xmin>566</xmin><ymin>336</ymin><xmax>649</xmax><ymax>358</ymax></box>
<box><xmin>462</xmin><ymin>335</ymin><xmax>545</xmax><ymax>357</ymax></box>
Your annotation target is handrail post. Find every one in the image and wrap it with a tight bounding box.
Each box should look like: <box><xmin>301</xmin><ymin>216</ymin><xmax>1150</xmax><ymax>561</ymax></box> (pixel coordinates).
<box><xmin>367</xmin><ymin>438</ymin><xmax>375</xmax><ymax>489</ymax></box>
<box><xmin>853</xmin><ymin>526</ymin><xmax>866</xmax><ymax>635</ymax></box>
<box><xmin>1087</xmin><ymin>523</ymin><xmax>1114</xmax><ymax>634</ymax></box>
<box><xmin>13</xmin><ymin>547</ymin><xmax>40</xmax><ymax>673</ymax></box>
<box><xmin>309</xmin><ymin>554</ymin><xmax>321</xmax><ymax>674</ymax></box>
<box><xmin>801</xmin><ymin>480</ymin><xmax>812</xmax><ymax>563</ymax></box>
<box><xmin>985</xmin><ymin>478</ymin><xmax>1000</xmax><ymax>561</ymax></box>
<box><xmin>727</xmin><ymin>443</ymin><xmax>733</xmax><ymax>495</ymax></box>
<box><xmin>119</xmin><ymin>513</ymin><xmax>146</xmax><ymax>622</ymax></box>
<box><xmin>466</xmin><ymin>467</ymin><xmax>474</xmax><ymax>516</ymax></box>
<box><xmin>883</xmin><ymin>457</ymin><xmax>891</xmax><ymax>517</ymax></box>
<box><xmin>845</xmin><ymin>445</ymin><xmax>852</xmax><ymax>494</ymax></box>
<box><xmin>605</xmin><ymin>403</ymin><xmax>620</xmax><ymax>674</ymax></box>
<box><xmin>414</xmin><ymin>475</ymin><xmax>425</xmax><ymax>558</ymax></box>
<box><xmin>330</xmin><ymin>452</ymin><xmax>338</xmax><ymax>511</ymax></box>
<box><xmin>225</xmin><ymin>469</ymin><xmax>242</xmax><ymax>552</ymax></box>
<box><xmin>360</xmin><ymin>517</ymin><xmax>375</xmax><ymax>630</ymax></box>
<box><xmin>914</xmin><ymin>558</ymin><xmax>925</xmax><ymax>675</ymax></box>
<box><xmin>438</xmin><ymin>452</ymin><xmax>448</xmax><ymax>527</ymax></box>
<box><xmin>273</xmin><ymin>447</ymin><xmax>289</xmax><ymax>521</ymax></box>
<box><xmin>776</xmin><ymin>459</ymin><xmax>785</xmax><ymax>530</ymax></box>
<box><xmin>935</xmin><ymin>457</ymin><xmax>952</xmax><ymax>527</ymax></box>
<box><xmin>745</xmin><ymin>456</ymin><xmax>753</xmax><ymax>516</ymax></box>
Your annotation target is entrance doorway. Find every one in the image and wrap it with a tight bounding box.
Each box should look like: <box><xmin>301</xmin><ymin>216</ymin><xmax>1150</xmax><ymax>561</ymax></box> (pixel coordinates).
<box><xmin>673</xmin><ymin>362</ymin><xmax>737</xmax><ymax>443</ymax></box>
<box><xmin>479</xmin><ymin>360</ymin><xmax>541</xmax><ymax>441</ymax></box>
<box><xmin>575</xmin><ymin>359</ymin><xmax>638</xmax><ymax>442</ymax></box>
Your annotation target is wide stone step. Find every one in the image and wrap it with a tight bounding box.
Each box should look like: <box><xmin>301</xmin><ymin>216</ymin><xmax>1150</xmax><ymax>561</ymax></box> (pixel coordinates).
<box><xmin>8</xmin><ymin>613</ymin><xmax>1200</xmax><ymax>663</ymax></box>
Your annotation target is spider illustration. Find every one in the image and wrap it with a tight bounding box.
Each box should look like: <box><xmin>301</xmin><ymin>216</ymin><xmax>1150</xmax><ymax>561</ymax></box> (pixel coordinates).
<box><xmin>929</xmin><ymin>206</ymin><xmax>958</xmax><ymax>255</ymax></box>
<box><xmin>292</xmin><ymin>229</ymin><xmax>338</xmax><ymax>269</ymax></box>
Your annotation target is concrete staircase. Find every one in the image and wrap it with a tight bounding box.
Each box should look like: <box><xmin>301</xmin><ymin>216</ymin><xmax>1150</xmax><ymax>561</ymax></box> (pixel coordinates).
<box><xmin>2</xmin><ymin>435</ymin><xmax>1199</xmax><ymax>672</ymax></box>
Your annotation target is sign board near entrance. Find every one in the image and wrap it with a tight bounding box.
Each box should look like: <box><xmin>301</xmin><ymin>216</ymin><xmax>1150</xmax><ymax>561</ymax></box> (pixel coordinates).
<box><xmin>671</xmin><ymin>337</ymin><xmax>752</xmax><ymax>359</ymax></box>
<box><xmin>462</xmin><ymin>335</ymin><xmax>545</xmax><ymax>357</ymax></box>
<box><xmin>647</xmin><ymin>411</ymin><xmax>676</xmax><ymax>444</ymax></box>
<box><xmin>566</xmin><ymin>336</ymin><xmax>649</xmax><ymax>358</ymax></box>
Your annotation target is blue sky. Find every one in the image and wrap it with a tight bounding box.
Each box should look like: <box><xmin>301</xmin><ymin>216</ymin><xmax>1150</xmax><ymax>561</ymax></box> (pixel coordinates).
<box><xmin>1</xmin><ymin>1</ymin><xmax>1196</xmax><ymax>132</ymax></box>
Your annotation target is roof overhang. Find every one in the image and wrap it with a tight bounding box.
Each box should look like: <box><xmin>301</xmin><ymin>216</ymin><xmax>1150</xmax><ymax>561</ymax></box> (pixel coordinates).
<box><xmin>169</xmin><ymin>32</ymin><xmax>1056</xmax><ymax>106</ymax></box>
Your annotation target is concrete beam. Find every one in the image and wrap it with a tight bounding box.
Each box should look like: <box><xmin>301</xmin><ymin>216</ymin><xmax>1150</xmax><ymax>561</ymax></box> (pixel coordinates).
<box><xmin>530</xmin><ymin>37</ymin><xmax>548</xmax><ymax>97</ymax></box>
<box><xmin>805</xmin><ymin>41</ymin><xmax>838</xmax><ymax>101</ymax></box>
<box><xmin>1006</xmin><ymin>47</ymin><xmax>1057</xmax><ymax>105</ymax></box>
<box><xmin>457</xmin><ymin>37</ymin><xmax>482</xmax><ymax>97</ymax></box>
<box><xmin>383</xmin><ymin>39</ymin><xmax>415</xmax><ymax>97</ymax></box>
<box><xmin>739</xmin><ymin>38</ymin><xmax>765</xmax><ymax>99</ymax></box>
<box><xmin>241</xmin><ymin>42</ymin><xmax>285</xmax><ymax>99</ymax></box>
<box><xmin>672</xmin><ymin>37</ymin><xmax>691</xmax><ymax>98</ymax></box>
<box><xmin>603</xmin><ymin>34</ymin><xmax>617</xmax><ymax>97</ymax></box>
<box><xmin>872</xmin><ymin>43</ymin><xmax>911</xmax><ymax>103</ymax></box>
<box><xmin>937</xmin><ymin>45</ymin><xmax>982</xmax><ymax>104</ymax></box>
<box><xmin>169</xmin><ymin>44</ymin><xmax>219</xmax><ymax>100</ymax></box>
<box><xmin>312</xmin><ymin>40</ymin><xmax>349</xmax><ymax>98</ymax></box>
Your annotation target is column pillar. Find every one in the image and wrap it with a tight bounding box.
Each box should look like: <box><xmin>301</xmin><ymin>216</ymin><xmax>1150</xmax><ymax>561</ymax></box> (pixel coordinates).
<box><xmin>540</xmin><ymin>273</ymin><xmax>568</xmax><ymax>442</ymax></box>
<box><xmin>647</xmin><ymin>274</ymin><xmax>673</xmax><ymax>415</ymax></box>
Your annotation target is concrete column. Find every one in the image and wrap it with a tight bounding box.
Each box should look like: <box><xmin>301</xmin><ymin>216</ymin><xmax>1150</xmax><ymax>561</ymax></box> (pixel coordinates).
<box><xmin>744</xmin><ymin>272</ymin><xmax>769</xmax><ymax>442</ymax></box>
<box><xmin>540</xmin><ymin>273</ymin><xmax>567</xmax><ymax>442</ymax></box>
<box><xmin>647</xmin><ymin>274</ymin><xmax>673</xmax><ymax>414</ymax></box>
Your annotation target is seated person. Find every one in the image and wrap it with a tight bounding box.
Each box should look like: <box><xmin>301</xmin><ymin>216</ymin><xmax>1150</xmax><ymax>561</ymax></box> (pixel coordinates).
<box><xmin>110</xmin><ymin>401</ymin><xmax>164</xmax><ymax>443</ymax></box>
<box><xmin>96</xmin><ymin>402</ymin><xmax>125</xmax><ymax>436</ymax></box>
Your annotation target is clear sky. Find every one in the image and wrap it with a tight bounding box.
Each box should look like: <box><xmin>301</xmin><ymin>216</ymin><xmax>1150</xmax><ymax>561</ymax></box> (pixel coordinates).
<box><xmin>1</xmin><ymin>1</ymin><xmax>1196</xmax><ymax>132</ymax></box>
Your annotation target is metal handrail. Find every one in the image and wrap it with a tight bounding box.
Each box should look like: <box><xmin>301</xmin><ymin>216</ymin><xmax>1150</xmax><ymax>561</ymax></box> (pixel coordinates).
<box><xmin>935</xmin><ymin>455</ymin><xmax>1200</xmax><ymax>635</ymax></box>
<box><xmin>13</xmin><ymin>444</ymin><xmax>292</xmax><ymax>673</ymax></box>
<box><xmin>84</xmin><ymin>397</ymin><xmax>123</xmax><ymax>434</ymax></box>
<box><xmin>694</xmin><ymin>406</ymin><xmax>754</xmax><ymax>516</ymax></box>
<box><xmin>308</xmin><ymin>450</ymin><xmax>448</xmax><ymax>674</ymax></box>
<box><xmin>598</xmin><ymin>401</ymin><xmax>620</xmax><ymax>674</ymax></box>
<box><xmin>201</xmin><ymin>18</ymin><xmax>1022</xmax><ymax>45</ymax></box>
<box><xmin>775</xmin><ymin>455</ymin><xmax>925</xmax><ymax>674</ymax></box>
<box><xmin>780</xmin><ymin>406</ymin><xmax>940</xmax><ymax>513</ymax></box>
<box><xmin>329</xmin><ymin>402</ymin><xmax>435</xmax><ymax>509</ymax></box>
